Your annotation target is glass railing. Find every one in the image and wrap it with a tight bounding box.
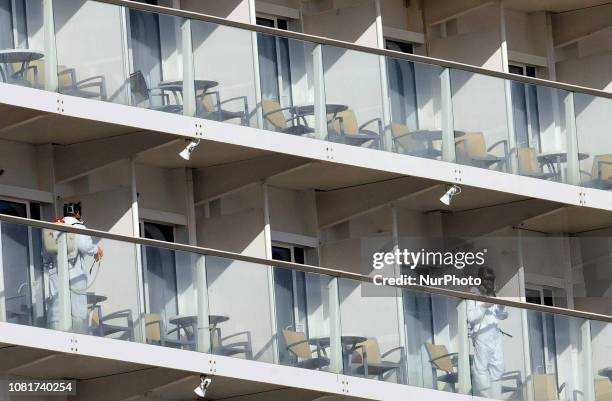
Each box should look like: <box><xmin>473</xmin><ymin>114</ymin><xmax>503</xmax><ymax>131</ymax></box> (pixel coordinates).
<box><xmin>0</xmin><ymin>215</ymin><xmax>610</xmax><ymax>400</ymax></box>
<box><xmin>0</xmin><ymin>0</ymin><xmax>611</xmax><ymax>190</ymax></box>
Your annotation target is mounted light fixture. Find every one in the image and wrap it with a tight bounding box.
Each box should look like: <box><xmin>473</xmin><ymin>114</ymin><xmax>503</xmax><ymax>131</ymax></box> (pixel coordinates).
<box><xmin>440</xmin><ymin>184</ymin><xmax>462</xmax><ymax>206</ymax></box>
<box><xmin>179</xmin><ymin>139</ymin><xmax>200</xmax><ymax>161</ymax></box>
<box><xmin>194</xmin><ymin>375</ymin><xmax>212</xmax><ymax>399</ymax></box>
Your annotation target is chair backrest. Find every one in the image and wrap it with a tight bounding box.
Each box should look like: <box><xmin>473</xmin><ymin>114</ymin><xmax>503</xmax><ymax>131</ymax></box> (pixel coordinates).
<box><xmin>533</xmin><ymin>374</ymin><xmax>558</xmax><ymax>401</ymax></box>
<box><xmin>144</xmin><ymin>313</ymin><xmax>162</xmax><ymax>342</ymax></box>
<box><xmin>201</xmin><ymin>93</ymin><xmax>216</xmax><ymax>113</ymax></box>
<box><xmin>517</xmin><ymin>147</ymin><xmax>540</xmax><ymax>175</ymax></box>
<box><xmin>262</xmin><ymin>100</ymin><xmax>286</xmax><ymax>129</ymax></box>
<box><xmin>595</xmin><ymin>378</ymin><xmax>612</xmax><ymax>401</ymax></box>
<box><xmin>88</xmin><ymin>306</ymin><xmax>100</xmax><ymax>328</ymax></box>
<box><xmin>455</xmin><ymin>132</ymin><xmax>487</xmax><ymax>159</ymax></box>
<box><xmin>282</xmin><ymin>329</ymin><xmax>312</xmax><ymax>360</ymax></box>
<box><xmin>331</xmin><ymin>110</ymin><xmax>358</xmax><ymax>135</ymax></box>
<box><xmin>425</xmin><ymin>342</ymin><xmax>454</xmax><ymax>374</ymax></box>
<box><xmin>353</xmin><ymin>338</ymin><xmax>382</xmax><ymax>365</ymax></box>
<box><xmin>592</xmin><ymin>154</ymin><xmax>612</xmax><ymax>181</ymax></box>
<box><xmin>129</xmin><ymin>71</ymin><xmax>149</xmax><ymax>104</ymax></box>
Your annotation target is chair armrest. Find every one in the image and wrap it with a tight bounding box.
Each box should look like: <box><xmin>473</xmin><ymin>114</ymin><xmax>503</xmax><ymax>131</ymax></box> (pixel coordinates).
<box><xmin>99</xmin><ymin>309</ymin><xmax>132</xmax><ymax>323</ymax></box>
<box><xmin>359</xmin><ymin>117</ymin><xmax>383</xmax><ymax>135</ymax></box>
<box><xmin>220</xmin><ymin>96</ymin><xmax>249</xmax><ymax>114</ymax></box>
<box><xmin>487</xmin><ymin>139</ymin><xmax>508</xmax><ymax>153</ymax></box>
<box><xmin>381</xmin><ymin>346</ymin><xmax>405</xmax><ymax>359</ymax></box>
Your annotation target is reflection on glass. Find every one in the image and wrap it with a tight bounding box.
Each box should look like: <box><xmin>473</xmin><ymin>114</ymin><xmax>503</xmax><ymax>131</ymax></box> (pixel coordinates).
<box><xmin>575</xmin><ymin>94</ymin><xmax>612</xmax><ymax>190</ymax></box>
<box><xmin>387</xmin><ymin>57</ymin><xmax>445</xmax><ymax>159</ymax></box>
<box><xmin>128</xmin><ymin>10</ymin><xmax>186</xmax><ymax>114</ymax></box>
<box><xmin>511</xmin><ymin>83</ymin><xmax>572</xmax><ymax>183</ymax></box>
<box><xmin>591</xmin><ymin>320</ymin><xmax>612</xmax><ymax>401</ymax></box>
<box><xmin>323</xmin><ymin>46</ymin><xmax>384</xmax><ymax>149</ymax></box>
<box><xmin>339</xmin><ymin>279</ymin><xmax>406</xmax><ymax>383</ymax></box>
<box><xmin>404</xmin><ymin>289</ymin><xmax>465</xmax><ymax>394</ymax></box>
<box><xmin>54</xmin><ymin>0</ymin><xmax>125</xmax><ymax>102</ymax></box>
<box><xmin>191</xmin><ymin>20</ymin><xmax>256</xmax><ymax>126</ymax></box>
<box><xmin>451</xmin><ymin>70</ymin><xmax>511</xmax><ymax>172</ymax></box>
<box><xmin>0</xmin><ymin>0</ymin><xmax>45</xmax><ymax>89</ymax></box>
<box><xmin>274</xmin><ymin>268</ymin><xmax>332</xmax><ymax>371</ymax></box>
<box><xmin>259</xmin><ymin>34</ymin><xmax>318</xmax><ymax>137</ymax></box>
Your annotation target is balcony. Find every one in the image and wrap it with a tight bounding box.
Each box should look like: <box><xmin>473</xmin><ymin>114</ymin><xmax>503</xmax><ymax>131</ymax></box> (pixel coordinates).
<box><xmin>0</xmin><ymin>213</ymin><xmax>610</xmax><ymax>401</ymax></box>
<box><xmin>0</xmin><ymin>0</ymin><xmax>611</xmax><ymax>197</ymax></box>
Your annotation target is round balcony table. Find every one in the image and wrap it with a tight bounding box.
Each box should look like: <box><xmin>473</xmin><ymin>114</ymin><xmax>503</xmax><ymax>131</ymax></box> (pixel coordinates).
<box><xmin>599</xmin><ymin>367</ymin><xmax>612</xmax><ymax>379</ymax></box>
<box><xmin>158</xmin><ymin>79</ymin><xmax>219</xmax><ymax>92</ymax></box>
<box><xmin>169</xmin><ymin>314</ymin><xmax>229</xmax><ymax>337</ymax></box>
<box><xmin>309</xmin><ymin>335</ymin><xmax>368</xmax><ymax>370</ymax></box>
<box><xmin>86</xmin><ymin>293</ymin><xmax>108</xmax><ymax>307</ymax></box>
<box><xmin>394</xmin><ymin>129</ymin><xmax>465</xmax><ymax>158</ymax></box>
<box><xmin>537</xmin><ymin>152</ymin><xmax>589</xmax><ymax>182</ymax></box>
<box><xmin>289</xmin><ymin>104</ymin><xmax>348</xmax><ymax>129</ymax></box>
<box><xmin>0</xmin><ymin>49</ymin><xmax>44</xmax><ymax>83</ymax></box>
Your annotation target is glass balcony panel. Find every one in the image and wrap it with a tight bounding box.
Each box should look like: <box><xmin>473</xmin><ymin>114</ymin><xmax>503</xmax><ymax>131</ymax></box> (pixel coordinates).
<box><xmin>0</xmin><ymin>219</ymin><xmax>142</xmax><ymax>340</ymax></box>
<box><xmin>575</xmin><ymin>94</ymin><xmax>612</xmax><ymax>190</ymax></box>
<box><xmin>53</xmin><ymin>0</ymin><xmax>127</xmax><ymax>103</ymax></box>
<box><xmin>451</xmin><ymin>70</ymin><xmax>512</xmax><ymax>173</ymax></box>
<box><xmin>205</xmin><ymin>255</ymin><xmax>275</xmax><ymax>363</ymax></box>
<box><xmin>403</xmin><ymin>289</ymin><xmax>468</xmax><ymax>394</ymax></box>
<box><xmin>128</xmin><ymin>10</ymin><xmax>188</xmax><ymax>115</ymax></box>
<box><xmin>258</xmin><ymin>33</ymin><xmax>318</xmax><ymax>136</ymax></box>
<box><xmin>510</xmin><ymin>82</ymin><xmax>573</xmax><ymax>184</ymax></box>
<box><xmin>0</xmin><ymin>0</ymin><xmax>45</xmax><ymax>89</ymax></box>
<box><xmin>591</xmin><ymin>320</ymin><xmax>612</xmax><ymax>401</ymax></box>
<box><xmin>467</xmin><ymin>303</ymin><xmax>528</xmax><ymax>400</ymax></box>
<box><xmin>274</xmin><ymin>268</ymin><xmax>333</xmax><ymax>371</ymax></box>
<box><xmin>338</xmin><ymin>279</ymin><xmax>406</xmax><ymax>384</ymax></box>
<box><xmin>191</xmin><ymin>20</ymin><xmax>257</xmax><ymax>127</ymax></box>
<box><xmin>140</xmin><ymin>246</ymin><xmax>198</xmax><ymax>350</ymax></box>
<box><xmin>323</xmin><ymin>46</ymin><xmax>385</xmax><ymax>150</ymax></box>
<box><xmin>525</xmin><ymin>311</ymin><xmax>587</xmax><ymax>401</ymax></box>
<box><xmin>386</xmin><ymin>57</ymin><xmax>446</xmax><ymax>160</ymax></box>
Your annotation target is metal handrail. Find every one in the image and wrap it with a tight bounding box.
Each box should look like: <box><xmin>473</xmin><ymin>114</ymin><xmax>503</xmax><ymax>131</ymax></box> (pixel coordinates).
<box><xmin>96</xmin><ymin>0</ymin><xmax>612</xmax><ymax>100</ymax></box>
<box><xmin>1</xmin><ymin>213</ymin><xmax>610</xmax><ymax>323</ymax></box>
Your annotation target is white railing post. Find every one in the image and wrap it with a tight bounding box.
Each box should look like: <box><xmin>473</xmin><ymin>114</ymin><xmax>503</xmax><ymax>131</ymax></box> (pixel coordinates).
<box><xmin>181</xmin><ymin>18</ymin><xmax>196</xmax><ymax>117</ymax></box>
<box><xmin>564</xmin><ymin>92</ymin><xmax>580</xmax><ymax>185</ymax></box>
<box><xmin>195</xmin><ymin>254</ymin><xmax>211</xmax><ymax>353</ymax></box>
<box><xmin>440</xmin><ymin>68</ymin><xmax>456</xmax><ymax>162</ymax></box>
<box><xmin>43</xmin><ymin>0</ymin><xmax>58</xmax><ymax>92</ymax></box>
<box><xmin>328</xmin><ymin>276</ymin><xmax>343</xmax><ymax>373</ymax></box>
<box><xmin>56</xmin><ymin>232</ymin><xmax>71</xmax><ymax>331</ymax></box>
<box><xmin>312</xmin><ymin>44</ymin><xmax>328</xmax><ymax>141</ymax></box>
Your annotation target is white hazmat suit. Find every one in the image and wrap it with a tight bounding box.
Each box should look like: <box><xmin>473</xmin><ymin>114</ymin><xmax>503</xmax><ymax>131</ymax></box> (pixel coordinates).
<box><xmin>47</xmin><ymin>216</ymin><xmax>100</xmax><ymax>334</ymax></box>
<box><xmin>467</xmin><ymin>286</ymin><xmax>508</xmax><ymax>399</ymax></box>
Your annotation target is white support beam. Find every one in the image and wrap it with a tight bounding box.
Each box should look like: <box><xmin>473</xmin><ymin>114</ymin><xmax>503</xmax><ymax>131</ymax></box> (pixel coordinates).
<box><xmin>54</xmin><ymin>132</ymin><xmax>175</xmax><ymax>184</ymax></box>
<box><xmin>192</xmin><ymin>155</ymin><xmax>311</xmax><ymax>204</ymax></box>
<box><xmin>130</xmin><ymin>159</ymin><xmax>146</xmax><ymax>343</ymax></box>
<box><xmin>43</xmin><ymin>0</ymin><xmax>58</xmax><ymax>92</ymax></box>
<box><xmin>317</xmin><ymin>178</ymin><xmax>438</xmax><ymax>229</ymax></box>
<box><xmin>429</xmin><ymin>1</ymin><xmax>494</xmax><ymax>27</ymax></box>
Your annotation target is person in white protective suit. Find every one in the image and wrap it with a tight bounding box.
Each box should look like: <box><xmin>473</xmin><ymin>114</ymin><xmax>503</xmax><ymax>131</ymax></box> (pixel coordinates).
<box><xmin>467</xmin><ymin>267</ymin><xmax>508</xmax><ymax>399</ymax></box>
<box><xmin>47</xmin><ymin>202</ymin><xmax>103</xmax><ymax>334</ymax></box>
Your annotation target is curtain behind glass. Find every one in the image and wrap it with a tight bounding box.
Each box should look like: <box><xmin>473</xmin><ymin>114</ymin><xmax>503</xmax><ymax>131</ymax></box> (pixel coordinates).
<box><xmin>129</xmin><ymin>9</ymin><xmax>163</xmax><ymax>90</ymax></box>
<box><xmin>0</xmin><ymin>0</ymin><xmax>14</xmax><ymax>49</ymax></box>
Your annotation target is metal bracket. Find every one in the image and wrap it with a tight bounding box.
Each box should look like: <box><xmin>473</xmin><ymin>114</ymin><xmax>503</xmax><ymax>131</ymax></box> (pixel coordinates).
<box><xmin>69</xmin><ymin>335</ymin><xmax>78</xmax><ymax>353</ymax></box>
<box><xmin>56</xmin><ymin>97</ymin><xmax>65</xmax><ymax>114</ymax></box>
<box><xmin>207</xmin><ymin>356</ymin><xmax>217</xmax><ymax>374</ymax></box>
<box><xmin>194</xmin><ymin>121</ymin><xmax>204</xmax><ymax>138</ymax></box>
<box><xmin>340</xmin><ymin>376</ymin><xmax>350</xmax><ymax>394</ymax></box>
<box><xmin>579</xmin><ymin>189</ymin><xmax>587</xmax><ymax>206</ymax></box>
<box><xmin>452</xmin><ymin>167</ymin><xmax>463</xmax><ymax>184</ymax></box>
<box><xmin>325</xmin><ymin>145</ymin><xmax>335</xmax><ymax>161</ymax></box>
